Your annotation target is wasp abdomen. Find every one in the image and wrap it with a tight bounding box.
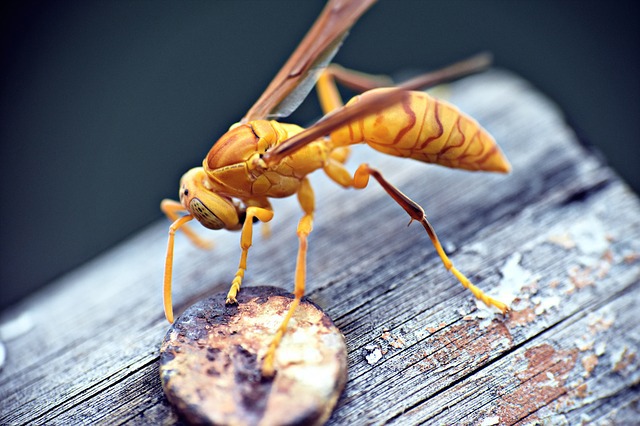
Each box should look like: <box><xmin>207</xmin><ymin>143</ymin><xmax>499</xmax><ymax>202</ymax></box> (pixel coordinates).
<box><xmin>336</xmin><ymin>89</ymin><xmax>510</xmax><ymax>173</ymax></box>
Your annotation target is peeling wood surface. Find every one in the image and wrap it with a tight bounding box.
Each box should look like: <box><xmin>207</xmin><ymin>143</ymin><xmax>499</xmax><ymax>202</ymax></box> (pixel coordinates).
<box><xmin>1</xmin><ymin>71</ymin><xmax>639</xmax><ymax>425</ymax></box>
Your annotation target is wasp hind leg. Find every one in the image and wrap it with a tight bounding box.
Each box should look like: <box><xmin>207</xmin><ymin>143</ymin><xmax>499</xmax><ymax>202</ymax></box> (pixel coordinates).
<box><xmin>325</xmin><ymin>162</ymin><xmax>509</xmax><ymax>314</ymax></box>
<box><xmin>318</xmin><ymin>52</ymin><xmax>492</xmax><ymax>96</ymax></box>
<box><xmin>262</xmin><ymin>178</ymin><xmax>315</xmax><ymax>377</ymax></box>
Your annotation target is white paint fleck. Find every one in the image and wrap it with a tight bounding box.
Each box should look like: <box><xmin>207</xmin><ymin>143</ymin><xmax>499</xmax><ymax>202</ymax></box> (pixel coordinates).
<box><xmin>611</xmin><ymin>346</ymin><xmax>631</xmax><ymax>367</ymax></box>
<box><xmin>365</xmin><ymin>347</ymin><xmax>383</xmax><ymax>365</ymax></box>
<box><xmin>534</xmin><ymin>295</ymin><xmax>561</xmax><ymax>315</ymax></box>
<box><xmin>544</xmin><ymin>371</ymin><xmax>559</xmax><ymax>387</ymax></box>
<box><xmin>480</xmin><ymin>415</ymin><xmax>500</xmax><ymax>426</ymax></box>
<box><xmin>570</xmin><ymin>217</ymin><xmax>609</xmax><ymax>257</ymax></box>
<box><xmin>547</xmin><ymin>232</ymin><xmax>576</xmax><ymax>250</ymax></box>
<box><xmin>595</xmin><ymin>342</ymin><xmax>607</xmax><ymax>356</ymax></box>
<box><xmin>463</xmin><ymin>240</ymin><xmax>489</xmax><ymax>256</ymax></box>
<box><xmin>491</xmin><ymin>336</ymin><xmax>511</xmax><ymax>350</ymax></box>
<box><xmin>443</xmin><ymin>241</ymin><xmax>457</xmax><ymax>253</ymax></box>
<box><xmin>473</xmin><ymin>252</ymin><xmax>540</xmax><ymax>324</ymax></box>
<box><xmin>587</xmin><ymin>310</ymin><xmax>616</xmax><ymax>333</ymax></box>
<box><xmin>497</xmin><ymin>252</ymin><xmax>540</xmax><ymax>306</ymax></box>
<box><xmin>575</xmin><ymin>334</ymin><xmax>594</xmax><ymax>352</ymax></box>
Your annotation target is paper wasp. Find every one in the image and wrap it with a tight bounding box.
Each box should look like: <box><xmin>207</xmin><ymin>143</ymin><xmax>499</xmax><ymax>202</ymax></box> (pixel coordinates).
<box><xmin>161</xmin><ymin>0</ymin><xmax>510</xmax><ymax>377</ymax></box>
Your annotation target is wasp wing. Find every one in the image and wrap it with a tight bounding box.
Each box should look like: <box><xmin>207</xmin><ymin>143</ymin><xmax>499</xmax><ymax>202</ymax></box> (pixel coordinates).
<box><xmin>262</xmin><ymin>53</ymin><xmax>494</xmax><ymax>166</ymax></box>
<box><xmin>242</xmin><ymin>0</ymin><xmax>377</xmax><ymax>122</ymax></box>
<box><xmin>263</xmin><ymin>87</ymin><xmax>408</xmax><ymax>166</ymax></box>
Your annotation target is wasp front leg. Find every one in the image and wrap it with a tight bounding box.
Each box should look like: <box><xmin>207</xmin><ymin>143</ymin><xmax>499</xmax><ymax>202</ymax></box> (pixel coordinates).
<box><xmin>325</xmin><ymin>163</ymin><xmax>509</xmax><ymax>314</ymax></box>
<box><xmin>161</xmin><ymin>199</ymin><xmax>216</xmax><ymax>324</ymax></box>
<box><xmin>161</xmin><ymin>199</ymin><xmax>214</xmax><ymax>250</ymax></box>
<box><xmin>226</xmin><ymin>205</ymin><xmax>274</xmax><ymax>305</ymax></box>
<box><xmin>262</xmin><ymin>178</ymin><xmax>315</xmax><ymax>377</ymax></box>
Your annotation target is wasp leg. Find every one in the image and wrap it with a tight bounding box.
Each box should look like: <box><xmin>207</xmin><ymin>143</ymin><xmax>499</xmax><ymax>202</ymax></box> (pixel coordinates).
<box><xmin>316</xmin><ymin>64</ymin><xmax>388</xmax><ymax>114</ymax></box>
<box><xmin>162</xmin><ymin>214</ymin><xmax>195</xmax><ymax>324</ymax></box>
<box><xmin>161</xmin><ymin>199</ymin><xmax>213</xmax><ymax>250</ymax></box>
<box><xmin>262</xmin><ymin>178</ymin><xmax>314</xmax><ymax>377</ymax></box>
<box><xmin>322</xmin><ymin>64</ymin><xmax>393</xmax><ymax>95</ymax></box>
<box><xmin>326</xmin><ymin>162</ymin><xmax>509</xmax><ymax>314</ymax></box>
<box><xmin>323</xmin><ymin>144</ymin><xmax>352</xmax><ymax>186</ymax></box>
<box><xmin>320</xmin><ymin>53</ymin><xmax>492</xmax><ymax>103</ymax></box>
<box><xmin>161</xmin><ymin>199</ymin><xmax>214</xmax><ymax>324</ymax></box>
<box><xmin>261</xmin><ymin>222</ymin><xmax>272</xmax><ymax>239</ymax></box>
<box><xmin>226</xmin><ymin>206</ymin><xmax>274</xmax><ymax>305</ymax></box>
<box><xmin>316</xmin><ymin>67</ymin><xmax>366</xmax><ymax>162</ymax></box>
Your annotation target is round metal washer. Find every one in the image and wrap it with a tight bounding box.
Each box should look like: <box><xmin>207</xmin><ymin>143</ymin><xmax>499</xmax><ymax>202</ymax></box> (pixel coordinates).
<box><xmin>159</xmin><ymin>286</ymin><xmax>347</xmax><ymax>425</ymax></box>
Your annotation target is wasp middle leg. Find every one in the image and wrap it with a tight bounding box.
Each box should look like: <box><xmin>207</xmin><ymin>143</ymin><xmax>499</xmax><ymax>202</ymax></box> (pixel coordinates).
<box><xmin>226</xmin><ymin>205</ymin><xmax>274</xmax><ymax>304</ymax></box>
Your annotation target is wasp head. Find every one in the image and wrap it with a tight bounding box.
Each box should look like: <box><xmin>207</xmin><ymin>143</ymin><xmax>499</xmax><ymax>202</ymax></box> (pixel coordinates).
<box><xmin>178</xmin><ymin>167</ymin><xmax>243</xmax><ymax>231</ymax></box>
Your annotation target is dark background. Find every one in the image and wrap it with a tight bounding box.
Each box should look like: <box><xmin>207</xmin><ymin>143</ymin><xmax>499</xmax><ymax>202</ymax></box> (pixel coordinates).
<box><xmin>1</xmin><ymin>0</ymin><xmax>638</xmax><ymax>311</ymax></box>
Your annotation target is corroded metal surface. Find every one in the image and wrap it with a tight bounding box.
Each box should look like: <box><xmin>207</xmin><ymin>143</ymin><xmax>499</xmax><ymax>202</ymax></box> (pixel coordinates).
<box><xmin>159</xmin><ymin>286</ymin><xmax>347</xmax><ymax>426</ymax></box>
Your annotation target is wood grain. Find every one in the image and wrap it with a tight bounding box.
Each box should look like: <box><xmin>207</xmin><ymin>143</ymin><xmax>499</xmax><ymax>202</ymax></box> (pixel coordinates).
<box><xmin>1</xmin><ymin>70</ymin><xmax>639</xmax><ymax>425</ymax></box>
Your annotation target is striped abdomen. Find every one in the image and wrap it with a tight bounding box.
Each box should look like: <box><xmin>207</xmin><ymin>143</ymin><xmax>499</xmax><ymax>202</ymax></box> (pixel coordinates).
<box><xmin>332</xmin><ymin>89</ymin><xmax>510</xmax><ymax>173</ymax></box>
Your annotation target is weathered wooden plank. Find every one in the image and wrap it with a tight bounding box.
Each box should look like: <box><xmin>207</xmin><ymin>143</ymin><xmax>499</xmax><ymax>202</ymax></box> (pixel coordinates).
<box><xmin>1</xmin><ymin>70</ymin><xmax>638</xmax><ymax>425</ymax></box>
<box><xmin>327</xmin><ymin>181</ymin><xmax>640</xmax><ymax>425</ymax></box>
<box><xmin>392</xmin><ymin>277</ymin><xmax>640</xmax><ymax>425</ymax></box>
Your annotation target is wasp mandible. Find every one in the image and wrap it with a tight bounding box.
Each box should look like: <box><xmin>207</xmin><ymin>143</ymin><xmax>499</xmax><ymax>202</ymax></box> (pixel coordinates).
<box><xmin>160</xmin><ymin>0</ymin><xmax>510</xmax><ymax>377</ymax></box>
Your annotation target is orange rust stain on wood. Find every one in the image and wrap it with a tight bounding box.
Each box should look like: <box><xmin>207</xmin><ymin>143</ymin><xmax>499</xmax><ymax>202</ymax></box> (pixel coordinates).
<box><xmin>425</xmin><ymin>322</ymin><xmax>447</xmax><ymax>334</ymax></box>
<box><xmin>513</xmin><ymin>414</ymin><xmax>541</xmax><ymax>426</ymax></box>
<box><xmin>623</xmin><ymin>252</ymin><xmax>640</xmax><ymax>263</ymax></box>
<box><xmin>390</xmin><ymin>337</ymin><xmax>406</xmax><ymax>349</ymax></box>
<box><xmin>379</xmin><ymin>330</ymin><xmax>406</xmax><ymax>349</ymax></box>
<box><xmin>507</xmin><ymin>308</ymin><xmax>537</xmax><ymax>328</ymax></box>
<box><xmin>452</xmin><ymin>321</ymin><xmax>512</xmax><ymax>355</ymax></box>
<box><xmin>581</xmin><ymin>353</ymin><xmax>598</xmax><ymax>378</ymax></box>
<box><xmin>496</xmin><ymin>343</ymin><xmax>578</xmax><ymax>424</ymax></box>
<box><xmin>418</xmin><ymin>320</ymin><xmax>513</xmax><ymax>373</ymax></box>
<box><xmin>568</xmin><ymin>265</ymin><xmax>595</xmax><ymax>290</ymax></box>
<box><xmin>573</xmin><ymin>382</ymin><xmax>588</xmax><ymax>399</ymax></box>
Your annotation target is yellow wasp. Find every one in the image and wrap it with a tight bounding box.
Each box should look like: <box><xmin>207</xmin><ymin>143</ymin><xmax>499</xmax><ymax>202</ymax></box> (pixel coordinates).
<box><xmin>160</xmin><ymin>0</ymin><xmax>510</xmax><ymax>377</ymax></box>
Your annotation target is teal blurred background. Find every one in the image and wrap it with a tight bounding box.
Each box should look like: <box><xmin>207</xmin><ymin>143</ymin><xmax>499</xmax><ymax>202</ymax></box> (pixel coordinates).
<box><xmin>1</xmin><ymin>0</ymin><xmax>638</xmax><ymax>310</ymax></box>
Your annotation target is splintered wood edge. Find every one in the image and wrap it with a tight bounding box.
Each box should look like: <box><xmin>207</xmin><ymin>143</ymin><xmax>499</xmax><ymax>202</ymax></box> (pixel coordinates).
<box><xmin>159</xmin><ymin>286</ymin><xmax>348</xmax><ymax>426</ymax></box>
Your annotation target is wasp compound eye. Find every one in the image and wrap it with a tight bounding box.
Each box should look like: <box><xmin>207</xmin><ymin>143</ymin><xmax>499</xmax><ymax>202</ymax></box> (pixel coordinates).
<box><xmin>190</xmin><ymin>198</ymin><xmax>226</xmax><ymax>230</ymax></box>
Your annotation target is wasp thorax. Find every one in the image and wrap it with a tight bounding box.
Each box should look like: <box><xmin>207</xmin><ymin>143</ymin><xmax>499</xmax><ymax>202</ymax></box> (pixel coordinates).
<box><xmin>204</xmin><ymin>120</ymin><xmax>278</xmax><ymax>173</ymax></box>
<box><xmin>205</xmin><ymin>124</ymin><xmax>261</xmax><ymax>171</ymax></box>
<box><xmin>178</xmin><ymin>167</ymin><xmax>241</xmax><ymax>230</ymax></box>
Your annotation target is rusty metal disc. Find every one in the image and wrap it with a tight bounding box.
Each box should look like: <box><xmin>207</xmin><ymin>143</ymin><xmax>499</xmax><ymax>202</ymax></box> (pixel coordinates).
<box><xmin>159</xmin><ymin>286</ymin><xmax>348</xmax><ymax>426</ymax></box>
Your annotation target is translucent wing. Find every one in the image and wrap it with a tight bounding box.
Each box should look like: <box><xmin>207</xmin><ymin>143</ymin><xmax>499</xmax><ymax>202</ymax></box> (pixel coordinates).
<box><xmin>263</xmin><ymin>88</ymin><xmax>408</xmax><ymax>166</ymax></box>
<box><xmin>262</xmin><ymin>53</ymin><xmax>494</xmax><ymax>166</ymax></box>
<box><xmin>242</xmin><ymin>0</ymin><xmax>377</xmax><ymax>122</ymax></box>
